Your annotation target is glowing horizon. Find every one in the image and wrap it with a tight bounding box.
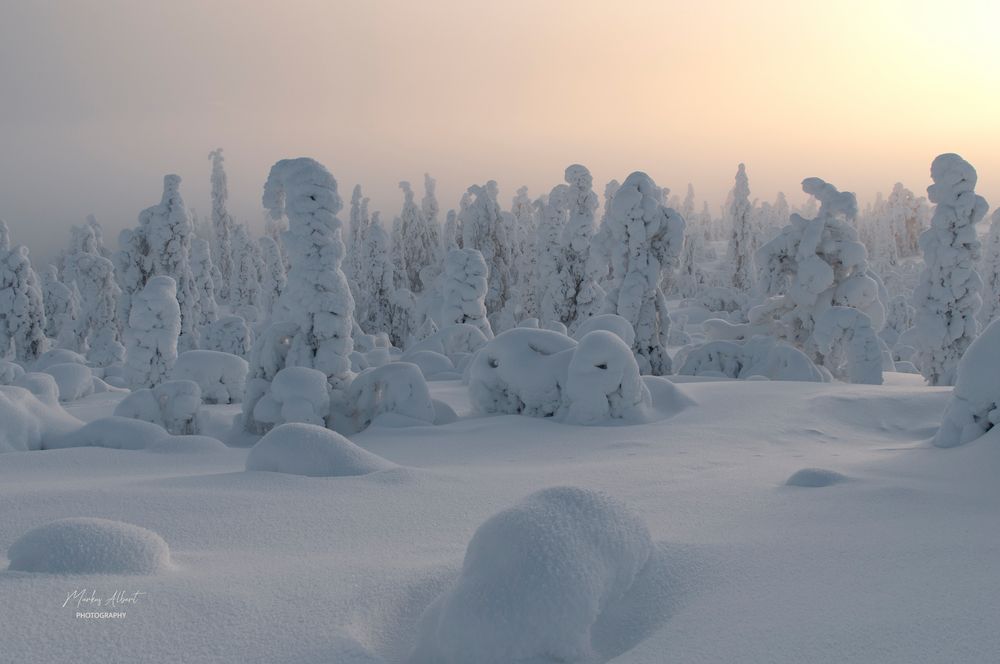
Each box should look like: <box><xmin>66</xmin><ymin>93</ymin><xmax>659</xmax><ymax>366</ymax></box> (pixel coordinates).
<box><xmin>1</xmin><ymin>0</ymin><xmax>998</xmax><ymax>261</ymax></box>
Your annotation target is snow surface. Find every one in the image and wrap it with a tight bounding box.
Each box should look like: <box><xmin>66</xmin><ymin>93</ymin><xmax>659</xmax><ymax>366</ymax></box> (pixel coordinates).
<box><xmin>2</xmin><ymin>374</ymin><xmax>999</xmax><ymax>663</ymax></box>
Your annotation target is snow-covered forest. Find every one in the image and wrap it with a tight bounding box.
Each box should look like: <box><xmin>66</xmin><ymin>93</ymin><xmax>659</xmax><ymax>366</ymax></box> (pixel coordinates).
<box><xmin>3</xmin><ymin>148</ymin><xmax>1000</xmax><ymax>662</ymax></box>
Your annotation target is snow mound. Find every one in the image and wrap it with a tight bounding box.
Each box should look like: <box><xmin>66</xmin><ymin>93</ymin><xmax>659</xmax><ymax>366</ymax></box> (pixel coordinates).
<box><xmin>252</xmin><ymin>366</ymin><xmax>330</xmax><ymax>429</ymax></box>
<box><xmin>572</xmin><ymin>314</ymin><xmax>636</xmax><ymax>347</ymax></box>
<box><xmin>7</xmin><ymin>517</ymin><xmax>171</xmax><ymax>575</ymax></box>
<box><xmin>47</xmin><ymin>416</ymin><xmax>169</xmax><ymax>451</ymax></box>
<box><xmin>42</xmin><ymin>362</ymin><xmax>94</xmax><ymax>402</ymax></box>
<box><xmin>13</xmin><ymin>371</ymin><xmax>61</xmax><ymax>405</ymax></box>
<box><xmin>246</xmin><ymin>423</ymin><xmax>395</xmax><ymax>477</ymax></box>
<box><xmin>563</xmin><ymin>331</ymin><xmax>651</xmax><ymax>425</ymax></box>
<box><xmin>32</xmin><ymin>348</ymin><xmax>87</xmax><ymax>372</ymax></box>
<box><xmin>172</xmin><ymin>350</ymin><xmax>248</xmax><ymax>404</ymax></box>
<box><xmin>410</xmin><ymin>486</ymin><xmax>654</xmax><ymax>664</ymax></box>
<box><xmin>114</xmin><ymin>380</ymin><xmax>202</xmax><ymax>435</ymax></box>
<box><xmin>0</xmin><ymin>360</ymin><xmax>26</xmax><ymax>385</ymax></box>
<box><xmin>785</xmin><ymin>468</ymin><xmax>850</xmax><ymax>487</ymax></box>
<box><xmin>0</xmin><ymin>385</ymin><xmax>82</xmax><ymax>452</ymax></box>
<box><xmin>675</xmin><ymin>335</ymin><xmax>826</xmax><ymax>382</ymax></box>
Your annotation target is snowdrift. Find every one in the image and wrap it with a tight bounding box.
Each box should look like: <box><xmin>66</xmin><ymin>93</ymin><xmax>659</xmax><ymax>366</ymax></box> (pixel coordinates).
<box><xmin>246</xmin><ymin>423</ymin><xmax>396</xmax><ymax>477</ymax></box>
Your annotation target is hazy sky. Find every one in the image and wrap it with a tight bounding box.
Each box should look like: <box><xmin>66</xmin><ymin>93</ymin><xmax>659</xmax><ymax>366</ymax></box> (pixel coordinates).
<box><xmin>2</xmin><ymin>0</ymin><xmax>998</xmax><ymax>263</ymax></box>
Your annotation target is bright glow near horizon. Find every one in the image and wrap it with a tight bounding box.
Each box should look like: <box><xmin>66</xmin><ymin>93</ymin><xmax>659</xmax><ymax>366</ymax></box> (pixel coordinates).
<box><xmin>1</xmin><ymin>0</ymin><xmax>998</xmax><ymax>261</ymax></box>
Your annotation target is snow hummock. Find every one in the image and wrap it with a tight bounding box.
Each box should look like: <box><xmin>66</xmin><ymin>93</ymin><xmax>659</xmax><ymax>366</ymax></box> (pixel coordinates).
<box><xmin>172</xmin><ymin>349</ymin><xmax>248</xmax><ymax>405</ymax></box>
<box><xmin>7</xmin><ymin>517</ymin><xmax>171</xmax><ymax>575</ymax></box>
<box><xmin>785</xmin><ymin>468</ymin><xmax>850</xmax><ymax>487</ymax></box>
<box><xmin>0</xmin><ymin>384</ymin><xmax>82</xmax><ymax>452</ymax></box>
<box><xmin>246</xmin><ymin>423</ymin><xmax>395</xmax><ymax>477</ymax></box>
<box><xmin>409</xmin><ymin>486</ymin><xmax>655</xmax><ymax>664</ymax></box>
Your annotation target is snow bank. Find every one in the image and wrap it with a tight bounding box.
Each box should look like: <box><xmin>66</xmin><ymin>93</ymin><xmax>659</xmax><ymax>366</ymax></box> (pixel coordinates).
<box><xmin>410</xmin><ymin>486</ymin><xmax>653</xmax><ymax>664</ymax></box>
<box><xmin>785</xmin><ymin>468</ymin><xmax>850</xmax><ymax>487</ymax></box>
<box><xmin>934</xmin><ymin>318</ymin><xmax>1000</xmax><ymax>447</ymax></box>
<box><xmin>245</xmin><ymin>423</ymin><xmax>395</xmax><ymax>477</ymax></box>
<box><xmin>172</xmin><ymin>350</ymin><xmax>248</xmax><ymax>404</ymax></box>
<box><xmin>0</xmin><ymin>385</ymin><xmax>82</xmax><ymax>452</ymax></box>
<box><xmin>7</xmin><ymin>517</ymin><xmax>171</xmax><ymax>575</ymax></box>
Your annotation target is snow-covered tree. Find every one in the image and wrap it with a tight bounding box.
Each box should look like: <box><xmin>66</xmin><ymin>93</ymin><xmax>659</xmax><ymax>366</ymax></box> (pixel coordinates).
<box><xmin>461</xmin><ymin>181</ymin><xmax>513</xmax><ymax>322</ymax></box>
<box><xmin>41</xmin><ymin>265</ymin><xmax>77</xmax><ymax>341</ymax></box>
<box><xmin>399</xmin><ymin>180</ymin><xmax>440</xmax><ymax>293</ymax></box>
<box><xmin>354</xmin><ymin>214</ymin><xmax>395</xmax><ymax>336</ymax></box>
<box><xmin>913</xmin><ymin>154</ymin><xmax>988</xmax><ymax>386</ymax></box>
<box><xmin>124</xmin><ymin>275</ymin><xmax>180</xmax><ymax>389</ymax></box>
<box><xmin>69</xmin><ymin>252</ymin><xmax>126</xmax><ymax>366</ymax></box>
<box><xmin>541</xmin><ymin>165</ymin><xmax>604</xmax><ymax>330</ymax></box>
<box><xmin>347</xmin><ymin>185</ymin><xmax>366</xmax><ymax>284</ymax></box>
<box><xmin>0</xmin><ymin>224</ymin><xmax>47</xmax><ymax>362</ymax></box>
<box><xmin>600</xmin><ymin>172</ymin><xmax>685</xmax><ymax>375</ymax></box>
<box><xmin>209</xmin><ymin>149</ymin><xmax>236</xmax><ymax>304</ymax></box>
<box><xmin>189</xmin><ymin>238</ymin><xmax>218</xmax><ymax>328</ymax></box>
<box><xmin>257</xmin><ymin>236</ymin><xmax>286</xmax><ymax>322</ymax></box>
<box><xmin>510</xmin><ymin>186</ymin><xmax>538</xmax><ymax>319</ymax></box>
<box><xmin>589</xmin><ymin>179</ymin><xmax>620</xmax><ymax>286</ymax></box>
<box><xmin>727</xmin><ymin>163</ymin><xmax>755</xmax><ymax>292</ymax></box>
<box><xmin>442</xmin><ymin>248</ymin><xmax>493</xmax><ymax>338</ymax></box>
<box><xmin>442</xmin><ymin>209</ymin><xmax>461</xmax><ymax>252</ymax></box>
<box><xmin>979</xmin><ymin>209</ymin><xmax>1000</xmax><ymax>327</ymax></box>
<box><xmin>421</xmin><ymin>173</ymin><xmax>440</xmax><ymax>232</ymax></box>
<box><xmin>231</xmin><ymin>224</ymin><xmax>262</xmax><ymax>322</ymax></box>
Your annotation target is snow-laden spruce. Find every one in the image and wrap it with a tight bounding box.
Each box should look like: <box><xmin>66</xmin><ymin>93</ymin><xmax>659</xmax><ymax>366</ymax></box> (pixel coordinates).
<box><xmin>934</xmin><ymin>317</ymin><xmax>1000</xmax><ymax>448</ymax></box>
<box><xmin>511</xmin><ymin>186</ymin><xmax>538</xmax><ymax>319</ymax></box>
<box><xmin>441</xmin><ymin>248</ymin><xmax>493</xmax><ymax>338</ymax></box>
<box><xmin>257</xmin><ymin>236</ymin><xmax>286</xmax><ymax>322</ymax></box>
<box><xmin>599</xmin><ymin>172</ymin><xmax>685</xmax><ymax>375</ymax></box>
<box><xmin>40</xmin><ymin>265</ymin><xmax>78</xmax><ymax>347</ymax></box>
<box><xmin>241</xmin><ymin>158</ymin><xmax>355</xmax><ymax>434</ymax></box>
<box><xmin>199</xmin><ymin>314</ymin><xmax>253</xmax><ymax>357</ymax></box>
<box><xmin>208</xmin><ymin>149</ymin><xmax>236</xmax><ymax>305</ymax></box>
<box><xmin>189</xmin><ymin>238</ymin><xmax>219</xmax><ymax>327</ymax></box>
<box><xmin>399</xmin><ymin>180</ymin><xmax>440</xmax><ymax>294</ymax></box>
<box><xmin>354</xmin><ymin>215</ymin><xmax>395</xmax><ymax>337</ymax></box>
<box><xmin>912</xmin><ymin>154</ymin><xmax>988</xmax><ymax>386</ymax></box>
<box><xmin>230</xmin><ymin>224</ymin><xmax>262</xmax><ymax>322</ymax></box>
<box><xmin>124</xmin><ymin>276</ymin><xmax>181</xmax><ymax>389</ymax></box>
<box><xmin>0</xmin><ymin>223</ymin><xmax>47</xmax><ymax>363</ymax></box>
<box><xmin>410</xmin><ymin>486</ymin><xmax>655</xmax><ymax>664</ymax></box>
<box><xmin>980</xmin><ymin>209</ymin><xmax>1000</xmax><ymax>326</ymax></box>
<box><xmin>541</xmin><ymin>164</ymin><xmax>605</xmax><ymax>331</ymax></box>
<box><xmin>726</xmin><ymin>163</ymin><xmax>755</xmax><ymax>292</ymax></box>
<box><xmin>462</xmin><ymin>181</ymin><xmax>514</xmax><ymax>328</ymax></box>
<box><xmin>714</xmin><ymin>177</ymin><xmax>886</xmax><ymax>384</ymax></box>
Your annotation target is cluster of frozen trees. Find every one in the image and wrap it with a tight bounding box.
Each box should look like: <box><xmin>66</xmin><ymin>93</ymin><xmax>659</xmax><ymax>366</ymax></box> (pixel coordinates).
<box><xmin>0</xmin><ymin>149</ymin><xmax>995</xmax><ymax>444</ymax></box>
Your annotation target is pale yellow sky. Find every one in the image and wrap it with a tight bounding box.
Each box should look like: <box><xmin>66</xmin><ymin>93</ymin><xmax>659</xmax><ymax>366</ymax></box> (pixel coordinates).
<box><xmin>1</xmin><ymin>0</ymin><xmax>998</xmax><ymax>260</ymax></box>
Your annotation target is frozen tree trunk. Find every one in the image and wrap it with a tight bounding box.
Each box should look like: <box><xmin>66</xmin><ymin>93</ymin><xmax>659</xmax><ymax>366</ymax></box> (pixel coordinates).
<box><xmin>600</xmin><ymin>172</ymin><xmax>685</xmax><ymax>375</ymax></box>
<box><xmin>125</xmin><ymin>276</ymin><xmax>181</xmax><ymax>389</ymax></box>
<box><xmin>913</xmin><ymin>154</ymin><xmax>988</xmax><ymax>386</ymax></box>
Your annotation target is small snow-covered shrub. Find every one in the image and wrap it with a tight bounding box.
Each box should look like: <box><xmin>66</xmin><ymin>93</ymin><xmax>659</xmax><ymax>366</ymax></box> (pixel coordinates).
<box><xmin>675</xmin><ymin>335</ymin><xmax>826</xmax><ymax>382</ymax></box>
<box><xmin>404</xmin><ymin>323</ymin><xmax>490</xmax><ymax>368</ymax></box>
<box><xmin>172</xmin><ymin>350</ymin><xmax>248</xmax><ymax>404</ymax></box>
<box><xmin>32</xmin><ymin>348</ymin><xmax>87</xmax><ymax>372</ymax></box>
<box><xmin>812</xmin><ymin>307</ymin><xmax>883</xmax><ymax>385</ymax></box>
<box><xmin>400</xmin><ymin>350</ymin><xmax>455</xmax><ymax>380</ymax></box>
<box><xmin>0</xmin><ymin>359</ymin><xmax>25</xmax><ymax>385</ymax></box>
<box><xmin>0</xmin><ymin>385</ymin><xmax>82</xmax><ymax>452</ymax></box>
<box><xmin>410</xmin><ymin>486</ymin><xmax>653</xmax><ymax>664</ymax></box>
<box><xmin>561</xmin><ymin>331</ymin><xmax>651</xmax><ymax>425</ymax></box>
<box><xmin>252</xmin><ymin>366</ymin><xmax>330</xmax><ymax>429</ymax></box>
<box><xmin>13</xmin><ymin>372</ymin><xmax>60</xmax><ymax>405</ymax></box>
<box><xmin>469</xmin><ymin>328</ymin><xmax>577</xmax><ymax>418</ymax></box>
<box><xmin>246</xmin><ymin>423</ymin><xmax>394</xmax><ymax>477</ymax></box>
<box><xmin>114</xmin><ymin>380</ymin><xmax>202</xmax><ymax>435</ymax></box>
<box><xmin>934</xmin><ymin>318</ymin><xmax>1000</xmax><ymax>447</ymax></box>
<box><xmin>199</xmin><ymin>315</ymin><xmax>253</xmax><ymax>357</ymax></box>
<box><xmin>42</xmin><ymin>362</ymin><xmax>94</xmax><ymax>402</ymax></box>
<box><xmin>340</xmin><ymin>362</ymin><xmax>436</xmax><ymax>432</ymax></box>
<box><xmin>7</xmin><ymin>518</ymin><xmax>171</xmax><ymax>574</ymax></box>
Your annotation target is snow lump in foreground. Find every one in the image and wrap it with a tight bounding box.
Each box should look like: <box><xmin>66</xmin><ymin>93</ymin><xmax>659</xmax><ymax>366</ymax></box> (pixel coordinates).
<box><xmin>246</xmin><ymin>423</ymin><xmax>395</xmax><ymax>477</ymax></box>
<box><xmin>7</xmin><ymin>517</ymin><xmax>171</xmax><ymax>575</ymax></box>
<box><xmin>409</xmin><ymin>486</ymin><xmax>654</xmax><ymax>664</ymax></box>
<box><xmin>934</xmin><ymin>318</ymin><xmax>1000</xmax><ymax>448</ymax></box>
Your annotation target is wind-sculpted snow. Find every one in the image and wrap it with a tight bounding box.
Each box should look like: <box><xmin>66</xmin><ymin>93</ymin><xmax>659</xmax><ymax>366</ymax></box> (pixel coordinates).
<box><xmin>7</xmin><ymin>518</ymin><xmax>171</xmax><ymax>575</ymax></box>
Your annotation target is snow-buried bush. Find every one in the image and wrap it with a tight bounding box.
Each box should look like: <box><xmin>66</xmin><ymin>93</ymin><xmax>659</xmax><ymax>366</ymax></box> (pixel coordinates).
<box><xmin>0</xmin><ymin>385</ymin><xmax>82</xmax><ymax>452</ymax></box>
<box><xmin>7</xmin><ymin>517</ymin><xmax>171</xmax><ymax>575</ymax></box>
<box><xmin>675</xmin><ymin>335</ymin><xmax>827</xmax><ymax>382</ymax></box>
<box><xmin>246</xmin><ymin>423</ymin><xmax>395</xmax><ymax>477</ymax></box>
<box><xmin>114</xmin><ymin>380</ymin><xmax>202</xmax><ymax>435</ymax></box>
<box><xmin>934</xmin><ymin>318</ymin><xmax>1000</xmax><ymax>448</ymax></box>
<box><xmin>409</xmin><ymin>486</ymin><xmax>654</xmax><ymax>664</ymax></box>
<box><xmin>172</xmin><ymin>350</ymin><xmax>248</xmax><ymax>404</ymax></box>
<box><xmin>42</xmin><ymin>362</ymin><xmax>94</xmax><ymax>402</ymax></box>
